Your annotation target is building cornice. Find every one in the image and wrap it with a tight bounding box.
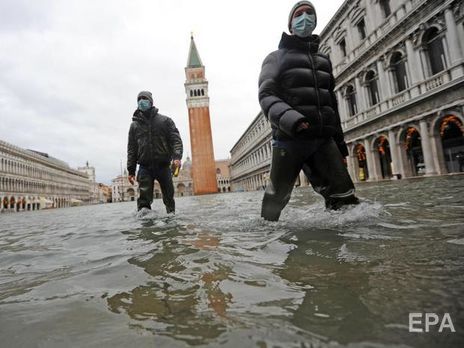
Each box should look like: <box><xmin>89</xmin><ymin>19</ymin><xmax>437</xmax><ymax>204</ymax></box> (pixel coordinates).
<box><xmin>319</xmin><ymin>0</ymin><xmax>354</xmax><ymax>39</ymax></box>
<box><xmin>229</xmin><ymin>111</ymin><xmax>266</xmax><ymax>153</ymax></box>
<box><xmin>0</xmin><ymin>139</ymin><xmax>88</xmax><ymax>179</ymax></box>
<box><xmin>333</xmin><ymin>0</ymin><xmax>448</xmax><ymax>83</ymax></box>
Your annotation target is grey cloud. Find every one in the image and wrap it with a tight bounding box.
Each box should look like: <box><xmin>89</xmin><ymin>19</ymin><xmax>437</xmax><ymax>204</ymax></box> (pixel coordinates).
<box><xmin>0</xmin><ymin>0</ymin><xmax>55</xmax><ymax>32</ymax></box>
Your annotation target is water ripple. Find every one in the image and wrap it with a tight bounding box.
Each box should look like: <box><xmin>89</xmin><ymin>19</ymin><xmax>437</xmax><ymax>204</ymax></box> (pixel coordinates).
<box><xmin>0</xmin><ymin>176</ymin><xmax>463</xmax><ymax>347</ymax></box>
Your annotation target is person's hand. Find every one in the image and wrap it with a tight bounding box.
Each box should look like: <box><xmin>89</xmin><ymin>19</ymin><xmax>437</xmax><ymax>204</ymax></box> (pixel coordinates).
<box><xmin>296</xmin><ymin>122</ymin><xmax>310</xmax><ymax>132</ymax></box>
<box><xmin>171</xmin><ymin>160</ymin><xmax>181</xmax><ymax>177</ymax></box>
<box><xmin>342</xmin><ymin>158</ymin><xmax>347</xmax><ymax>166</ymax></box>
<box><xmin>128</xmin><ymin>175</ymin><xmax>135</xmax><ymax>185</ymax></box>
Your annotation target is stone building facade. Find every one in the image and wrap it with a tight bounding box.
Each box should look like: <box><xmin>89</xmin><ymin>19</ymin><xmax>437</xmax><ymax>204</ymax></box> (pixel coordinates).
<box><xmin>77</xmin><ymin>161</ymin><xmax>100</xmax><ymax>204</ymax></box>
<box><xmin>111</xmin><ymin>172</ymin><xmax>138</xmax><ymax>203</ymax></box>
<box><xmin>230</xmin><ymin>112</ymin><xmax>272</xmax><ymax>192</ymax></box>
<box><xmin>171</xmin><ymin>157</ymin><xmax>194</xmax><ymax>197</ymax></box>
<box><xmin>319</xmin><ymin>0</ymin><xmax>464</xmax><ymax>181</ymax></box>
<box><xmin>0</xmin><ymin>139</ymin><xmax>92</xmax><ymax>212</ymax></box>
<box><xmin>215</xmin><ymin>159</ymin><xmax>231</xmax><ymax>193</ymax></box>
<box><xmin>98</xmin><ymin>183</ymin><xmax>112</xmax><ymax>203</ymax></box>
<box><xmin>231</xmin><ymin>0</ymin><xmax>464</xmax><ymax>186</ymax></box>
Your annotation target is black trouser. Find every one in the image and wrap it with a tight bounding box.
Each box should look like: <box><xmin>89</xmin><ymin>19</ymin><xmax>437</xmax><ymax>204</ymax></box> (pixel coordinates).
<box><xmin>137</xmin><ymin>164</ymin><xmax>175</xmax><ymax>213</ymax></box>
<box><xmin>261</xmin><ymin>138</ymin><xmax>358</xmax><ymax>221</ymax></box>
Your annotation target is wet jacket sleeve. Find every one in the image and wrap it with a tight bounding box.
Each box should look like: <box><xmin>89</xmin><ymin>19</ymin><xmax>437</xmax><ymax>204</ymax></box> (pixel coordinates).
<box><xmin>127</xmin><ymin>122</ymin><xmax>138</xmax><ymax>175</ymax></box>
<box><xmin>258</xmin><ymin>52</ymin><xmax>305</xmax><ymax>137</ymax></box>
<box><xmin>329</xmin><ymin>67</ymin><xmax>349</xmax><ymax>157</ymax></box>
<box><xmin>167</xmin><ymin>118</ymin><xmax>183</xmax><ymax>160</ymax></box>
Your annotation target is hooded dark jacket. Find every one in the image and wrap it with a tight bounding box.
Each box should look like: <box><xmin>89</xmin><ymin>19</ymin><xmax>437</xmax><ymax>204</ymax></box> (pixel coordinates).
<box><xmin>258</xmin><ymin>33</ymin><xmax>347</xmax><ymax>156</ymax></box>
<box><xmin>127</xmin><ymin>107</ymin><xmax>183</xmax><ymax>175</ymax></box>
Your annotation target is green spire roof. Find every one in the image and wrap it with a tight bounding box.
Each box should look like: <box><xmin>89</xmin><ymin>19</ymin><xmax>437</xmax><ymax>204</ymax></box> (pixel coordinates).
<box><xmin>187</xmin><ymin>35</ymin><xmax>203</xmax><ymax>68</ymax></box>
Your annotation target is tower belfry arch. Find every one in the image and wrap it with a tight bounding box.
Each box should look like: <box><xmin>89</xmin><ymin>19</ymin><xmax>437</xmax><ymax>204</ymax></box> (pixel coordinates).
<box><xmin>184</xmin><ymin>35</ymin><xmax>217</xmax><ymax>195</ymax></box>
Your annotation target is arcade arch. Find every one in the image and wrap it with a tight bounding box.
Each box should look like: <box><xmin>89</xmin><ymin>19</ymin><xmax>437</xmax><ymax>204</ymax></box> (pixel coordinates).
<box><xmin>400</xmin><ymin>127</ymin><xmax>424</xmax><ymax>177</ymax></box>
<box><xmin>432</xmin><ymin>115</ymin><xmax>464</xmax><ymax>173</ymax></box>
<box><xmin>374</xmin><ymin>135</ymin><xmax>393</xmax><ymax>179</ymax></box>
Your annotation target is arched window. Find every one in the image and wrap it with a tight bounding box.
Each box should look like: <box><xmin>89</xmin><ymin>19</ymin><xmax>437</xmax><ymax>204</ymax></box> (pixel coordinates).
<box><xmin>365</xmin><ymin>70</ymin><xmax>379</xmax><ymax>106</ymax></box>
<box><xmin>356</xmin><ymin>18</ymin><xmax>366</xmax><ymax>40</ymax></box>
<box><xmin>345</xmin><ymin>85</ymin><xmax>357</xmax><ymax>116</ymax></box>
<box><xmin>380</xmin><ymin>0</ymin><xmax>391</xmax><ymax>18</ymax></box>
<box><xmin>424</xmin><ymin>27</ymin><xmax>445</xmax><ymax>75</ymax></box>
<box><xmin>190</xmin><ymin>90</ymin><xmax>193</xmax><ymax>97</ymax></box>
<box><xmin>339</xmin><ymin>38</ymin><xmax>347</xmax><ymax>57</ymax></box>
<box><xmin>390</xmin><ymin>52</ymin><xmax>408</xmax><ymax>93</ymax></box>
<box><xmin>201</xmin><ymin>89</ymin><xmax>205</xmax><ymax>96</ymax></box>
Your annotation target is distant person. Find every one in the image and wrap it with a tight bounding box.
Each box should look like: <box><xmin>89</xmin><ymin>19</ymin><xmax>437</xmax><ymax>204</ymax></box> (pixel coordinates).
<box><xmin>127</xmin><ymin>91</ymin><xmax>183</xmax><ymax>213</ymax></box>
<box><xmin>258</xmin><ymin>1</ymin><xmax>359</xmax><ymax>221</ymax></box>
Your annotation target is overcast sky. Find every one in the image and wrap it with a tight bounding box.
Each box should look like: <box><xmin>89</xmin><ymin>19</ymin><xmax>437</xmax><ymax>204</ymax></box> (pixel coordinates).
<box><xmin>0</xmin><ymin>0</ymin><xmax>345</xmax><ymax>184</ymax></box>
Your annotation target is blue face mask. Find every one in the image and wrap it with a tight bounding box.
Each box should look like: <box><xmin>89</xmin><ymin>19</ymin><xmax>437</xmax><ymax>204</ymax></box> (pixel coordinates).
<box><xmin>138</xmin><ymin>99</ymin><xmax>152</xmax><ymax>111</ymax></box>
<box><xmin>291</xmin><ymin>13</ymin><xmax>316</xmax><ymax>38</ymax></box>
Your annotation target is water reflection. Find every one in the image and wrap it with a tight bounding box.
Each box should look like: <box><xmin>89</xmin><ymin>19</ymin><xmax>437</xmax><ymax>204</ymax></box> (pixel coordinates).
<box><xmin>107</xmin><ymin>222</ymin><xmax>232</xmax><ymax>345</ymax></box>
<box><xmin>279</xmin><ymin>229</ymin><xmax>378</xmax><ymax>344</ymax></box>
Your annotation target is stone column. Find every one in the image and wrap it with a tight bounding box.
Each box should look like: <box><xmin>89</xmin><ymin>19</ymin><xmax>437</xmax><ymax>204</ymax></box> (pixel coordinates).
<box><xmin>429</xmin><ymin>133</ymin><xmax>447</xmax><ymax>174</ymax></box>
<box><xmin>336</xmin><ymin>90</ymin><xmax>347</xmax><ymax>121</ymax></box>
<box><xmin>458</xmin><ymin>13</ymin><xmax>464</xmax><ymax>50</ymax></box>
<box><xmin>405</xmin><ymin>38</ymin><xmax>423</xmax><ymax>84</ymax></box>
<box><xmin>355</xmin><ymin>76</ymin><xmax>367</xmax><ymax>112</ymax></box>
<box><xmin>387</xmin><ymin>65</ymin><xmax>397</xmax><ymax>94</ymax></box>
<box><xmin>444</xmin><ymin>7</ymin><xmax>464</xmax><ymax>78</ymax></box>
<box><xmin>377</xmin><ymin>59</ymin><xmax>391</xmax><ymax>99</ymax></box>
<box><xmin>419</xmin><ymin>120</ymin><xmax>437</xmax><ymax>175</ymax></box>
<box><xmin>444</xmin><ymin>7</ymin><xmax>463</xmax><ymax>65</ymax></box>
<box><xmin>348</xmin><ymin>153</ymin><xmax>358</xmax><ymax>183</ymax></box>
<box><xmin>388</xmin><ymin>129</ymin><xmax>402</xmax><ymax>178</ymax></box>
<box><xmin>372</xmin><ymin>146</ymin><xmax>382</xmax><ymax>180</ymax></box>
<box><xmin>364</xmin><ymin>138</ymin><xmax>378</xmax><ymax>181</ymax></box>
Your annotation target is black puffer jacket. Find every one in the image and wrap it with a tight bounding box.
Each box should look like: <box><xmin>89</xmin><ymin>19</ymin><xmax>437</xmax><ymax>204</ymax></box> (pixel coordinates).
<box><xmin>127</xmin><ymin>107</ymin><xmax>183</xmax><ymax>175</ymax></box>
<box><xmin>259</xmin><ymin>33</ymin><xmax>347</xmax><ymax>156</ymax></box>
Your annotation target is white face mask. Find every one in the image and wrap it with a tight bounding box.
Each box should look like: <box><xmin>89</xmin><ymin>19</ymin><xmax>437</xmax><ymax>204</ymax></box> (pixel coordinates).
<box><xmin>291</xmin><ymin>12</ymin><xmax>316</xmax><ymax>38</ymax></box>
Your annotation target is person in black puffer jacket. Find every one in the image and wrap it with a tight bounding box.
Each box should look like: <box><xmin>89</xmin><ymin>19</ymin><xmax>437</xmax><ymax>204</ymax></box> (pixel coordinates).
<box><xmin>259</xmin><ymin>1</ymin><xmax>359</xmax><ymax>221</ymax></box>
<box><xmin>127</xmin><ymin>91</ymin><xmax>183</xmax><ymax>213</ymax></box>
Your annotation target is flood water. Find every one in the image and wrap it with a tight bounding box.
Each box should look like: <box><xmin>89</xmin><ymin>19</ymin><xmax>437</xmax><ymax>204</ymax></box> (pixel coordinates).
<box><xmin>1</xmin><ymin>175</ymin><xmax>463</xmax><ymax>348</ymax></box>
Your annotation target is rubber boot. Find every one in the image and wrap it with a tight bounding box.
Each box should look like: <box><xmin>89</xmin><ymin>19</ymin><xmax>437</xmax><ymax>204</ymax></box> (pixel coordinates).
<box><xmin>261</xmin><ymin>146</ymin><xmax>302</xmax><ymax>221</ymax></box>
<box><xmin>156</xmin><ymin>165</ymin><xmax>176</xmax><ymax>214</ymax></box>
<box><xmin>137</xmin><ymin>175</ymin><xmax>154</xmax><ymax>211</ymax></box>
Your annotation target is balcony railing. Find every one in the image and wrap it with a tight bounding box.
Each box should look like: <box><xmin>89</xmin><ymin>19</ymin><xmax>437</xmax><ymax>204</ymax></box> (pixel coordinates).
<box><xmin>424</xmin><ymin>73</ymin><xmax>447</xmax><ymax>91</ymax></box>
<box><xmin>342</xmin><ymin>67</ymin><xmax>455</xmax><ymax>131</ymax></box>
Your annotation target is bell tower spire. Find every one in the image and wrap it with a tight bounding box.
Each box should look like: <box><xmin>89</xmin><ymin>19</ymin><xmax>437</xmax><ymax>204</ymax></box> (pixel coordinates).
<box><xmin>184</xmin><ymin>35</ymin><xmax>217</xmax><ymax>195</ymax></box>
<box><xmin>187</xmin><ymin>33</ymin><xmax>203</xmax><ymax>68</ymax></box>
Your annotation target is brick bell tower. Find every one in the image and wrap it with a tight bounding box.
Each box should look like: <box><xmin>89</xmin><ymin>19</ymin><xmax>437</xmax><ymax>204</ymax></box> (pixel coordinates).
<box><xmin>184</xmin><ymin>35</ymin><xmax>217</xmax><ymax>195</ymax></box>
